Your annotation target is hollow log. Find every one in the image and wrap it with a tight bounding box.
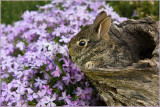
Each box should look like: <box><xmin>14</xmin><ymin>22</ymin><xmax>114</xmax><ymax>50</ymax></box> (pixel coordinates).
<box><xmin>83</xmin><ymin>17</ymin><xmax>159</xmax><ymax>106</ymax></box>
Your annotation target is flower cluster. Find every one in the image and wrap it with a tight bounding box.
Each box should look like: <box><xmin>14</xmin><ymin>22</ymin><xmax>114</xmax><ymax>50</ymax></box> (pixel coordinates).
<box><xmin>1</xmin><ymin>0</ymin><xmax>127</xmax><ymax>106</ymax></box>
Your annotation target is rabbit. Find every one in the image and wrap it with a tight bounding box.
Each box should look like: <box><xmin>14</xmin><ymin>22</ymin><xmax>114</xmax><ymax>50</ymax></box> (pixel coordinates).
<box><xmin>68</xmin><ymin>11</ymin><xmax>139</xmax><ymax>70</ymax></box>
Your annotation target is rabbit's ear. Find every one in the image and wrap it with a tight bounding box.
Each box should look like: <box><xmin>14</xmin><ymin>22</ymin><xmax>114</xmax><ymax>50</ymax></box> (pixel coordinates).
<box><xmin>98</xmin><ymin>17</ymin><xmax>111</xmax><ymax>38</ymax></box>
<box><xmin>93</xmin><ymin>11</ymin><xmax>107</xmax><ymax>31</ymax></box>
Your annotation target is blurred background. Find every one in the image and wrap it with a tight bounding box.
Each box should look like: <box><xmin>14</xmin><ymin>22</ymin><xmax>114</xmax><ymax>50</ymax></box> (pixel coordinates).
<box><xmin>2</xmin><ymin>0</ymin><xmax>159</xmax><ymax>25</ymax></box>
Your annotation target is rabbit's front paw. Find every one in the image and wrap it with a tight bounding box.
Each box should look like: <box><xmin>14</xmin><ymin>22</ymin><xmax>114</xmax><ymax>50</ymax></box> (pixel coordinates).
<box><xmin>85</xmin><ymin>61</ymin><xmax>95</xmax><ymax>69</ymax></box>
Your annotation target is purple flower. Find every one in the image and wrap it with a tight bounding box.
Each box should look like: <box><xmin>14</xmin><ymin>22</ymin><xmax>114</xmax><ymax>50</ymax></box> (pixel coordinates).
<box><xmin>62</xmin><ymin>57</ymin><xmax>70</xmax><ymax>68</ymax></box>
<box><xmin>59</xmin><ymin>91</ymin><xmax>71</xmax><ymax>104</ymax></box>
<box><xmin>48</xmin><ymin>63</ymin><xmax>54</xmax><ymax>70</ymax></box>
<box><xmin>36</xmin><ymin>98</ymin><xmax>47</xmax><ymax>107</ymax></box>
<box><xmin>26</xmin><ymin>88</ymin><xmax>34</xmax><ymax>94</ymax></box>
<box><xmin>58</xmin><ymin>45</ymin><xmax>68</xmax><ymax>56</ymax></box>
<box><xmin>7</xmin><ymin>34</ymin><xmax>15</xmax><ymax>41</ymax></box>
<box><xmin>52</xmin><ymin>27</ymin><xmax>61</xmax><ymax>37</ymax></box>
<box><xmin>52</xmin><ymin>81</ymin><xmax>63</xmax><ymax>90</ymax></box>
<box><xmin>34</xmin><ymin>77</ymin><xmax>47</xmax><ymax>89</ymax></box>
<box><xmin>66</xmin><ymin>101</ymin><xmax>78</xmax><ymax>106</ymax></box>
<box><xmin>51</xmin><ymin>66</ymin><xmax>62</xmax><ymax>77</ymax></box>
<box><xmin>16</xmin><ymin>100</ymin><xmax>28</xmax><ymax>107</ymax></box>
<box><xmin>7</xmin><ymin>44</ymin><xmax>14</xmax><ymax>53</ymax></box>
<box><xmin>16</xmin><ymin>86</ymin><xmax>26</xmax><ymax>95</ymax></box>
<box><xmin>59</xmin><ymin>36</ymin><xmax>70</xmax><ymax>43</ymax></box>
<box><xmin>72</xmin><ymin>72</ymin><xmax>84</xmax><ymax>82</ymax></box>
<box><xmin>13</xmin><ymin>70</ymin><xmax>23</xmax><ymax>78</ymax></box>
<box><xmin>62</xmin><ymin>74</ymin><xmax>71</xmax><ymax>85</ymax></box>
<box><xmin>33</xmin><ymin>93</ymin><xmax>38</xmax><ymax>99</ymax></box>
<box><xmin>27</xmin><ymin>94</ymin><xmax>33</xmax><ymax>101</ymax></box>
<box><xmin>45</xmin><ymin>94</ymin><xmax>56</xmax><ymax>107</ymax></box>
<box><xmin>16</xmin><ymin>42</ymin><xmax>25</xmax><ymax>50</ymax></box>
<box><xmin>84</xmin><ymin>87</ymin><xmax>92</xmax><ymax>100</ymax></box>
<box><xmin>76</xmin><ymin>87</ymin><xmax>85</xmax><ymax>99</ymax></box>
<box><xmin>89</xmin><ymin>1</ymin><xmax>103</xmax><ymax>11</ymax></box>
<box><xmin>1</xmin><ymin>82</ymin><xmax>7</xmax><ymax>90</ymax></box>
<box><xmin>13</xmin><ymin>79</ymin><xmax>27</xmax><ymax>88</ymax></box>
<box><xmin>77</xmin><ymin>99</ymin><xmax>86</xmax><ymax>106</ymax></box>
<box><xmin>37</xmin><ymin>90</ymin><xmax>46</xmax><ymax>98</ymax></box>
<box><xmin>42</xmin><ymin>85</ymin><xmax>52</xmax><ymax>95</ymax></box>
<box><xmin>5</xmin><ymin>91</ymin><xmax>16</xmax><ymax>102</ymax></box>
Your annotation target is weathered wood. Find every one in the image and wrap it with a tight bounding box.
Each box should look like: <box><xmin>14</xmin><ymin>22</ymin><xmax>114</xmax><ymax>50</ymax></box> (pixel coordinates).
<box><xmin>83</xmin><ymin>17</ymin><xmax>159</xmax><ymax>106</ymax></box>
<box><xmin>84</xmin><ymin>68</ymin><xmax>159</xmax><ymax>106</ymax></box>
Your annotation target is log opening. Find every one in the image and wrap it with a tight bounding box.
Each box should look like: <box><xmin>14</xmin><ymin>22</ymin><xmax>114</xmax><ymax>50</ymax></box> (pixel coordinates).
<box><xmin>136</xmin><ymin>31</ymin><xmax>156</xmax><ymax>59</ymax></box>
<box><xmin>109</xmin><ymin>17</ymin><xmax>158</xmax><ymax>68</ymax></box>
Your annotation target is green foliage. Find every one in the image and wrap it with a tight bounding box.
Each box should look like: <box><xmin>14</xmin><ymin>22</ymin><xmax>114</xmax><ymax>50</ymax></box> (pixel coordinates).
<box><xmin>107</xmin><ymin>1</ymin><xmax>135</xmax><ymax>19</ymax></box>
<box><xmin>107</xmin><ymin>1</ymin><xmax>159</xmax><ymax>21</ymax></box>
<box><xmin>135</xmin><ymin>1</ymin><xmax>159</xmax><ymax>20</ymax></box>
<box><xmin>2</xmin><ymin>1</ymin><xmax>159</xmax><ymax>25</ymax></box>
<box><xmin>1</xmin><ymin>1</ymin><xmax>50</xmax><ymax>25</ymax></box>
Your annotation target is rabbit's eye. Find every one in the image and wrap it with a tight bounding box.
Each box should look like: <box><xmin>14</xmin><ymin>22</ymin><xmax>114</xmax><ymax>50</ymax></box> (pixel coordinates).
<box><xmin>79</xmin><ymin>41</ymin><xmax>86</xmax><ymax>46</ymax></box>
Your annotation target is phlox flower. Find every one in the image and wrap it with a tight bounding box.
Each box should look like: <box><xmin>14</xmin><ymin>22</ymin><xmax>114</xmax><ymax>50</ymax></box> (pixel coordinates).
<box><xmin>51</xmin><ymin>66</ymin><xmax>62</xmax><ymax>77</ymax></box>
<box><xmin>37</xmin><ymin>94</ymin><xmax>56</xmax><ymax>107</ymax></box>
<box><xmin>72</xmin><ymin>72</ymin><xmax>84</xmax><ymax>82</ymax></box>
<box><xmin>37</xmin><ymin>90</ymin><xmax>46</xmax><ymax>98</ymax></box>
<box><xmin>33</xmin><ymin>93</ymin><xmax>38</xmax><ymax>99</ymax></box>
<box><xmin>89</xmin><ymin>1</ymin><xmax>104</xmax><ymax>11</ymax></box>
<box><xmin>13</xmin><ymin>79</ymin><xmax>28</xmax><ymax>88</ymax></box>
<box><xmin>5</xmin><ymin>91</ymin><xmax>16</xmax><ymax>102</ymax></box>
<box><xmin>76</xmin><ymin>87</ymin><xmax>85</xmax><ymax>99</ymax></box>
<box><xmin>59</xmin><ymin>91</ymin><xmax>71</xmax><ymax>104</ymax></box>
<box><xmin>36</xmin><ymin>98</ymin><xmax>47</xmax><ymax>107</ymax></box>
<box><xmin>45</xmin><ymin>95</ymin><xmax>56</xmax><ymax>107</ymax></box>
<box><xmin>58</xmin><ymin>45</ymin><xmax>68</xmax><ymax>56</ymax></box>
<box><xmin>27</xmin><ymin>94</ymin><xmax>34</xmax><ymax>101</ymax></box>
<box><xmin>52</xmin><ymin>27</ymin><xmax>61</xmax><ymax>37</ymax></box>
<box><xmin>66</xmin><ymin>101</ymin><xmax>78</xmax><ymax>106</ymax></box>
<box><xmin>84</xmin><ymin>87</ymin><xmax>93</xmax><ymax>100</ymax></box>
<box><xmin>62</xmin><ymin>74</ymin><xmax>71</xmax><ymax>85</ymax></box>
<box><xmin>34</xmin><ymin>77</ymin><xmax>47</xmax><ymax>89</ymax></box>
<box><xmin>39</xmin><ymin>4</ymin><xmax>54</xmax><ymax>10</ymax></box>
<box><xmin>7</xmin><ymin>33</ymin><xmax>15</xmax><ymax>41</ymax></box>
<box><xmin>16</xmin><ymin>100</ymin><xmax>28</xmax><ymax>107</ymax></box>
<box><xmin>52</xmin><ymin>81</ymin><xmax>63</xmax><ymax>90</ymax></box>
<box><xmin>16</xmin><ymin>41</ymin><xmax>25</xmax><ymax>50</ymax></box>
<box><xmin>13</xmin><ymin>70</ymin><xmax>23</xmax><ymax>78</ymax></box>
<box><xmin>21</xmin><ymin>10</ymin><xmax>38</xmax><ymax>23</ymax></box>
<box><xmin>26</xmin><ymin>88</ymin><xmax>34</xmax><ymax>94</ymax></box>
<box><xmin>34</xmin><ymin>59</ymin><xmax>44</xmax><ymax>67</ymax></box>
<box><xmin>42</xmin><ymin>85</ymin><xmax>52</xmax><ymax>95</ymax></box>
<box><xmin>59</xmin><ymin>36</ymin><xmax>71</xmax><ymax>43</ymax></box>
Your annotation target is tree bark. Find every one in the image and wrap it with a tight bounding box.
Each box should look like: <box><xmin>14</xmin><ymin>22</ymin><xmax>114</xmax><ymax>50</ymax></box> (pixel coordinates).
<box><xmin>84</xmin><ymin>17</ymin><xmax>159</xmax><ymax>106</ymax></box>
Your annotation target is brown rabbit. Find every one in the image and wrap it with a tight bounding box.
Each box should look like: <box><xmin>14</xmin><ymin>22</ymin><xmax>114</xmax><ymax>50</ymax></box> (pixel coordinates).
<box><xmin>68</xmin><ymin>11</ymin><xmax>139</xmax><ymax>70</ymax></box>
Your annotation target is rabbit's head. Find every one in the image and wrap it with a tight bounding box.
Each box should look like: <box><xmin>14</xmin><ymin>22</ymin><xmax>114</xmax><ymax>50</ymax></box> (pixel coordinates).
<box><xmin>68</xmin><ymin>11</ymin><xmax>112</xmax><ymax>69</ymax></box>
